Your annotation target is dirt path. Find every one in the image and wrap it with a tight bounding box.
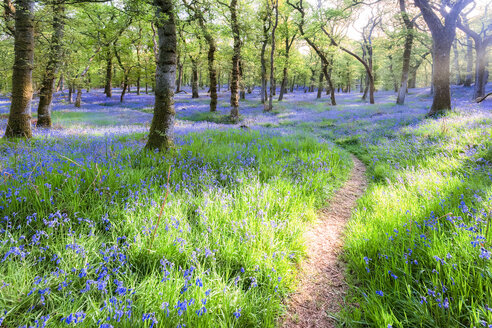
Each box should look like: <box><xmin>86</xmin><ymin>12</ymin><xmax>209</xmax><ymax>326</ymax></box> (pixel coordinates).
<box><xmin>282</xmin><ymin>155</ymin><xmax>367</xmax><ymax>328</ymax></box>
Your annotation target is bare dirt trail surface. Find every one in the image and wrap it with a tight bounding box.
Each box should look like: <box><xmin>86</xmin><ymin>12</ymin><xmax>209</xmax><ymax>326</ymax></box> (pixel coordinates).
<box><xmin>282</xmin><ymin>155</ymin><xmax>367</xmax><ymax>328</ymax></box>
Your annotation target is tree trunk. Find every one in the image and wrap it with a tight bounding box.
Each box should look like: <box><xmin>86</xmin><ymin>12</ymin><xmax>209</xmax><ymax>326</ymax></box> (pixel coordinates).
<box><xmin>37</xmin><ymin>0</ymin><xmax>64</xmax><ymax>128</ymax></box>
<box><xmin>146</xmin><ymin>0</ymin><xmax>176</xmax><ymax>151</ymax></box>
<box><xmin>204</xmin><ymin>32</ymin><xmax>217</xmax><ymax>111</ymax></box>
<box><xmin>267</xmin><ymin>0</ymin><xmax>278</xmax><ymax>111</ymax></box>
<box><xmin>229</xmin><ymin>0</ymin><xmax>240</xmax><ymax>121</ymax></box>
<box><xmin>453</xmin><ymin>40</ymin><xmax>461</xmax><ymax>85</ymax></box>
<box><xmin>429</xmin><ymin>40</ymin><xmax>453</xmax><ymax>115</ymax></box>
<box><xmin>239</xmin><ymin>60</ymin><xmax>245</xmax><ymax>100</ymax></box>
<box><xmin>56</xmin><ymin>73</ymin><xmax>63</xmax><ymax>92</ymax></box>
<box><xmin>317</xmin><ymin>71</ymin><xmax>323</xmax><ymax>99</ymax></box>
<box><xmin>191</xmin><ymin>57</ymin><xmax>199</xmax><ymax>98</ymax></box>
<box><xmin>136</xmin><ymin>74</ymin><xmax>141</xmax><ymax>95</ymax></box>
<box><xmin>75</xmin><ymin>87</ymin><xmax>82</xmax><ymax>107</ymax></box>
<box><xmin>464</xmin><ymin>35</ymin><xmax>473</xmax><ymax>86</ymax></box>
<box><xmin>105</xmin><ymin>53</ymin><xmax>112</xmax><ymax>97</ymax></box>
<box><xmin>278</xmin><ymin>65</ymin><xmax>288</xmax><ymax>101</ymax></box>
<box><xmin>120</xmin><ymin>74</ymin><xmax>128</xmax><ymax>102</ymax></box>
<box><xmin>325</xmin><ymin>66</ymin><xmax>336</xmax><ymax>105</ymax></box>
<box><xmin>474</xmin><ymin>45</ymin><xmax>488</xmax><ymax>99</ymax></box>
<box><xmin>68</xmin><ymin>83</ymin><xmax>73</xmax><ymax>103</ymax></box>
<box><xmin>175</xmin><ymin>56</ymin><xmax>183</xmax><ymax>92</ymax></box>
<box><xmin>5</xmin><ymin>0</ymin><xmax>34</xmax><ymax>138</ymax></box>
<box><xmin>396</xmin><ymin>0</ymin><xmax>414</xmax><ymax>105</ymax></box>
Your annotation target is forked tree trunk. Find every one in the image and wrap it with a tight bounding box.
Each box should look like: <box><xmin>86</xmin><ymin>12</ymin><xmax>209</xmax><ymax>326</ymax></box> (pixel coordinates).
<box><xmin>5</xmin><ymin>0</ymin><xmax>34</xmax><ymax>138</ymax></box>
<box><xmin>414</xmin><ymin>0</ymin><xmax>472</xmax><ymax>115</ymax></box>
<box><xmin>37</xmin><ymin>0</ymin><xmax>64</xmax><ymax>128</ymax></box>
<box><xmin>146</xmin><ymin>0</ymin><xmax>176</xmax><ymax>151</ymax></box>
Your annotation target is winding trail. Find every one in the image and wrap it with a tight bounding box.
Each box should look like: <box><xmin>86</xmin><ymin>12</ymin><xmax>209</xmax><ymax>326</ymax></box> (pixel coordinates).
<box><xmin>282</xmin><ymin>155</ymin><xmax>367</xmax><ymax>328</ymax></box>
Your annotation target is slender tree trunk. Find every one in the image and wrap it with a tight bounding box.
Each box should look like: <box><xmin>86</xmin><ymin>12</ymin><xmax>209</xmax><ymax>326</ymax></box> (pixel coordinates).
<box><xmin>204</xmin><ymin>32</ymin><xmax>217</xmax><ymax>111</ymax></box>
<box><xmin>362</xmin><ymin>74</ymin><xmax>369</xmax><ymax>100</ymax></box>
<box><xmin>474</xmin><ymin>45</ymin><xmax>488</xmax><ymax>99</ymax></box>
<box><xmin>453</xmin><ymin>41</ymin><xmax>461</xmax><ymax>85</ymax></box>
<box><xmin>317</xmin><ymin>71</ymin><xmax>323</xmax><ymax>99</ymax></box>
<box><xmin>68</xmin><ymin>83</ymin><xmax>73</xmax><ymax>103</ymax></box>
<box><xmin>325</xmin><ymin>65</ymin><xmax>336</xmax><ymax>105</ymax></box>
<box><xmin>239</xmin><ymin>60</ymin><xmax>245</xmax><ymax>100</ymax></box>
<box><xmin>146</xmin><ymin>0</ymin><xmax>176</xmax><ymax>151</ymax></box>
<box><xmin>75</xmin><ymin>87</ymin><xmax>83</xmax><ymax>107</ymax></box>
<box><xmin>191</xmin><ymin>57</ymin><xmax>199</xmax><ymax>98</ymax></box>
<box><xmin>278</xmin><ymin>65</ymin><xmax>288</xmax><ymax>101</ymax></box>
<box><xmin>37</xmin><ymin>0</ymin><xmax>64</xmax><ymax>128</ymax></box>
<box><xmin>229</xmin><ymin>0</ymin><xmax>240</xmax><ymax>121</ymax></box>
<box><xmin>260</xmin><ymin>21</ymin><xmax>268</xmax><ymax>105</ymax></box>
<box><xmin>105</xmin><ymin>52</ymin><xmax>112</xmax><ymax>97</ymax></box>
<box><xmin>267</xmin><ymin>0</ymin><xmax>278</xmax><ymax>111</ymax></box>
<box><xmin>136</xmin><ymin>74</ymin><xmax>141</xmax><ymax>95</ymax></box>
<box><xmin>5</xmin><ymin>0</ymin><xmax>34</xmax><ymax>138</ymax></box>
<box><xmin>120</xmin><ymin>74</ymin><xmax>128</xmax><ymax>102</ymax></box>
<box><xmin>56</xmin><ymin>73</ymin><xmax>63</xmax><ymax>92</ymax></box>
<box><xmin>175</xmin><ymin>56</ymin><xmax>183</xmax><ymax>92</ymax></box>
<box><xmin>464</xmin><ymin>35</ymin><xmax>473</xmax><ymax>86</ymax></box>
<box><xmin>397</xmin><ymin>0</ymin><xmax>414</xmax><ymax>105</ymax></box>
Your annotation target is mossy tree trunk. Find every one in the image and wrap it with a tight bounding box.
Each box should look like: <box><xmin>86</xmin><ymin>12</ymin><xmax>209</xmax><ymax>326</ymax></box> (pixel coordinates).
<box><xmin>5</xmin><ymin>0</ymin><xmax>34</xmax><ymax>138</ymax></box>
<box><xmin>37</xmin><ymin>0</ymin><xmax>64</xmax><ymax>128</ymax></box>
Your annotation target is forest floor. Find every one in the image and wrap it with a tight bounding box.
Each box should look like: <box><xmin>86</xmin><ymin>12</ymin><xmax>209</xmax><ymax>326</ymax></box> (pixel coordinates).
<box><xmin>0</xmin><ymin>84</ymin><xmax>491</xmax><ymax>327</ymax></box>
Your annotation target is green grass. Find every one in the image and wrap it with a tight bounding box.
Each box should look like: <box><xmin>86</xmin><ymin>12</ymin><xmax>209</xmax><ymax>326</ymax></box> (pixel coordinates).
<box><xmin>338</xmin><ymin>111</ymin><xmax>492</xmax><ymax>327</ymax></box>
<box><xmin>0</xmin><ymin>130</ymin><xmax>351</xmax><ymax>327</ymax></box>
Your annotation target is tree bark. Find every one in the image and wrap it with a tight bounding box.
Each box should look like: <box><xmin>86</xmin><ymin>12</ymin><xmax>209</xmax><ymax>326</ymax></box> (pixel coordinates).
<box><xmin>175</xmin><ymin>55</ymin><xmax>183</xmax><ymax>92</ymax></box>
<box><xmin>267</xmin><ymin>0</ymin><xmax>278</xmax><ymax>111</ymax></box>
<box><xmin>396</xmin><ymin>0</ymin><xmax>414</xmax><ymax>105</ymax></box>
<box><xmin>317</xmin><ymin>71</ymin><xmax>323</xmax><ymax>99</ymax></box>
<box><xmin>75</xmin><ymin>87</ymin><xmax>83</xmax><ymax>107</ymax></box>
<box><xmin>414</xmin><ymin>0</ymin><xmax>472</xmax><ymax>115</ymax></box>
<box><xmin>36</xmin><ymin>0</ymin><xmax>64</xmax><ymax>128</ymax></box>
<box><xmin>203</xmin><ymin>30</ymin><xmax>217</xmax><ymax>111</ymax></box>
<box><xmin>5</xmin><ymin>0</ymin><xmax>34</xmax><ymax>138</ymax></box>
<box><xmin>229</xmin><ymin>0</ymin><xmax>240</xmax><ymax>121</ymax></box>
<box><xmin>191</xmin><ymin>57</ymin><xmax>199</xmax><ymax>98</ymax></box>
<box><xmin>457</xmin><ymin>18</ymin><xmax>492</xmax><ymax>99</ymax></box>
<box><xmin>104</xmin><ymin>51</ymin><xmax>113</xmax><ymax>97</ymax></box>
<box><xmin>464</xmin><ymin>35</ymin><xmax>473</xmax><ymax>86</ymax></box>
<box><xmin>146</xmin><ymin>0</ymin><xmax>176</xmax><ymax>151</ymax></box>
<box><xmin>452</xmin><ymin>40</ymin><xmax>461</xmax><ymax>85</ymax></box>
